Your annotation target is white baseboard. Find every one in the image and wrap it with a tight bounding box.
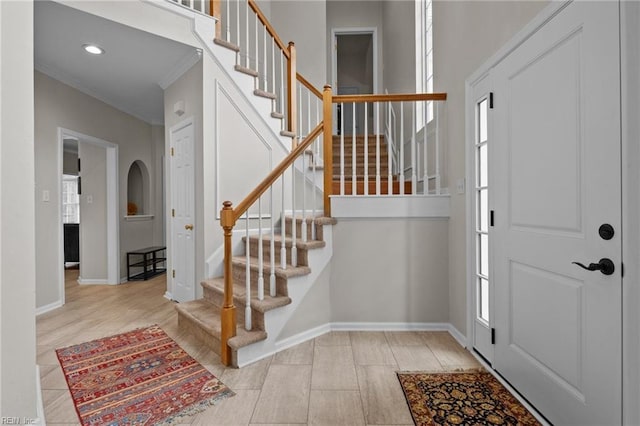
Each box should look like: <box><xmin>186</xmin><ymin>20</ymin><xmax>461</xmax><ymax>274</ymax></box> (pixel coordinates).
<box><xmin>164</xmin><ymin>291</ymin><xmax>174</xmax><ymax>301</ymax></box>
<box><xmin>275</xmin><ymin>323</ymin><xmax>332</xmax><ymax>352</ymax></box>
<box><xmin>447</xmin><ymin>324</ymin><xmax>468</xmax><ymax>348</ymax></box>
<box><xmin>35</xmin><ymin>365</ymin><xmax>45</xmax><ymax>425</ymax></box>
<box><xmin>35</xmin><ymin>300</ymin><xmax>63</xmax><ymax>316</ymax></box>
<box><xmin>77</xmin><ymin>278</ymin><xmax>110</xmax><ymax>285</ymax></box>
<box><xmin>120</xmin><ymin>276</ymin><xmax>129</xmax><ymax>284</ymax></box>
<box><xmin>331</xmin><ymin>322</ymin><xmax>451</xmax><ymax>332</ymax></box>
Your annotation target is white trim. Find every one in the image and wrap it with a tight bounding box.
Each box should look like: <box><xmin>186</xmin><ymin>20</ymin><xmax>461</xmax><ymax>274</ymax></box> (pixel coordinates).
<box><xmin>35</xmin><ymin>365</ymin><xmax>45</xmax><ymax>426</ymax></box>
<box><xmin>124</xmin><ymin>214</ymin><xmax>155</xmax><ymax>221</ymax></box>
<box><xmin>214</xmin><ymin>80</ymin><xmax>274</xmax><ymax>219</ymax></box>
<box><xmin>158</xmin><ymin>49</ymin><xmax>203</xmax><ymax>90</ymax></box>
<box><xmin>144</xmin><ymin>0</ymin><xmax>218</xmax><ymax>21</ymax></box>
<box><xmin>56</xmin><ymin>128</ymin><xmax>120</xmax><ymax>313</ymax></box>
<box><xmin>330</xmin><ymin>322</ymin><xmax>451</xmax><ymax>332</ymax></box>
<box><xmin>77</xmin><ymin>278</ymin><xmax>111</xmax><ymax>285</ymax></box>
<box><xmin>35</xmin><ymin>300</ymin><xmax>64</xmax><ymax>317</ymax></box>
<box><xmin>164</xmin><ymin>291</ymin><xmax>174</xmax><ymax>301</ymax></box>
<box><xmin>120</xmin><ymin>276</ymin><xmax>129</xmax><ymax>284</ymax></box>
<box><xmin>447</xmin><ymin>323</ymin><xmax>467</xmax><ymax>349</ymax></box>
<box><xmin>330</xmin><ymin>195</ymin><xmax>450</xmax><ymax>218</ymax></box>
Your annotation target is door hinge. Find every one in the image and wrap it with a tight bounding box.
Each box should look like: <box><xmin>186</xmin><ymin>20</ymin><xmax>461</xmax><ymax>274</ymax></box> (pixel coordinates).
<box><xmin>172</xmin><ymin>208</ymin><xmax>175</xmax><ymax>217</ymax></box>
<box><xmin>489</xmin><ymin>92</ymin><xmax>494</xmax><ymax>109</ymax></box>
<box><xmin>171</xmin><ymin>147</ymin><xmax>174</xmax><ymax>156</ymax></box>
<box><xmin>491</xmin><ymin>328</ymin><xmax>496</xmax><ymax>345</ymax></box>
<box><xmin>621</xmin><ymin>262</ymin><xmax>624</xmax><ymax>278</ymax></box>
<box><xmin>172</xmin><ymin>269</ymin><xmax>176</xmax><ymax>278</ymax></box>
<box><xmin>77</xmin><ymin>158</ymin><xmax>81</xmax><ymax>172</ymax></box>
<box><xmin>490</xmin><ymin>210</ymin><xmax>495</xmax><ymax>227</ymax></box>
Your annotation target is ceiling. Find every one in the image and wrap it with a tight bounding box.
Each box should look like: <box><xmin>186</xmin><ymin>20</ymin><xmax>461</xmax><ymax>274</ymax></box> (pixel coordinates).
<box><xmin>34</xmin><ymin>1</ymin><xmax>200</xmax><ymax>125</ymax></box>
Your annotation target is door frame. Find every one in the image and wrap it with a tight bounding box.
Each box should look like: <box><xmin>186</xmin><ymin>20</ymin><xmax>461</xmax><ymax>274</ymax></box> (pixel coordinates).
<box><xmin>167</xmin><ymin>116</ymin><xmax>196</xmax><ymax>302</ymax></box>
<box><xmin>331</xmin><ymin>27</ymin><xmax>379</xmax><ymax>134</ymax></box>
<box><xmin>465</xmin><ymin>1</ymin><xmax>640</xmax><ymax>423</ymax></box>
<box><xmin>58</xmin><ymin>128</ymin><xmax>120</xmax><ymax>302</ymax></box>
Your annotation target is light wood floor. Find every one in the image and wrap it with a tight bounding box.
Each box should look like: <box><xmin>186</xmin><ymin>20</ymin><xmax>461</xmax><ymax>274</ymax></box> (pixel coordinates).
<box><xmin>38</xmin><ymin>269</ymin><xmax>481</xmax><ymax>425</ymax></box>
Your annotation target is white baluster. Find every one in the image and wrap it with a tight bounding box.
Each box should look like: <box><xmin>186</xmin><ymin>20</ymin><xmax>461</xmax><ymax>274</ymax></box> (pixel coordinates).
<box><xmin>291</xmin><ymin>161</ymin><xmax>297</xmax><ymax>267</ymax></box>
<box><xmin>257</xmin><ymin>197</ymin><xmax>264</xmax><ymax>301</ymax></box>
<box><xmin>263</xmin><ymin>25</ymin><xmax>267</xmax><ymax>91</ymax></box>
<box><xmin>226</xmin><ymin>0</ymin><xmax>231</xmax><ymax>42</ymax></box>
<box><xmin>352</xmin><ymin>103</ymin><xmax>357</xmax><ymax>195</ymax></box>
<box><xmin>301</xmin><ymin>146</ymin><xmax>307</xmax><ymax>243</ymax></box>
<box><xmin>235</xmin><ymin>0</ymin><xmax>240</xmax><ymax>48</ymax></box>
<box><xmin>245</xmin><ymin>0</ymin><xmax>249</xmax><ymax>68</ymax></box>
<box><xmin>340</xmin><ymin>103</ymin><xmax>345</xmax><ymax>195</ymax></box>
<box><xmin>280</xmin><ymin>177</ymin><xmax>287</xmax><ymax>269</ymax></box>
<box><xmin>254</xmin><ymin>11</ymin><xmax>258</xmax><ymax>74</ymax></box>
<box><xmin>270</xmin><ymin>186</ymin><xmax>276</xmax><ymax>296</ymax></box>
<box><xmin>311</xmin><ymin>136</ymin><xmax>317</xmax><ymax>240</ymax></box>
<box><xmin>189</xmin><ymin>0</ymin><xmax>194</xmax><ymax>10</ymax></box>
<box><xmin>423</xmin><ymin>100</ymin><xmax>429</xmax><ymax>195</ymax></box>
<box><xmin>245</xmin><ymin>210</ymin><xmax>251</xmax><ymax>330</ymax></box>
<box><xmin>411</xmin><ymin>102</ymin><xmax>417</xmax><ymax>195</ymax></box>
<box><xmin>387</xmin><ymin>103</ymin><xmax>393</xmax><ymax>194</ymax></box>
<box><xmin>280</xmin><ymin>53</ymin><xmax>285</xmax><ymax>131</ymax></box>
<box><xmin>364</xmin><ymin>102</ymin><xmax>368</xmax><ymax>195</ymax></box>
<box><xmin>435</xmin><ymin>101</ymin><xmax>441</xmax><ymax>195</ymax></box>
<box><xmin>400</xmin><ymin>102</ymin><xmax>405</xmax><ymax>195</ymax></box>
<box><xmin>376</xmin><ymin>102</ymin><xmax>381</xmax><ymax>195</ymax></box>
<box><xmin>271</xmin><ymin>36</ymin><xmax>275</xmax><ymax>95</ymax></box>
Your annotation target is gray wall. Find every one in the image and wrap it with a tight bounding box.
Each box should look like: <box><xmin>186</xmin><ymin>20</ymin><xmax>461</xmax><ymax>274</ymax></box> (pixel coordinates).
<box><xmin>271</xmin><ymin>1</ymin><xmax>327</xmax><ymax>89</ymax></box>
<box><xmin>382</xmin><ymin>0</ymin><xmax>416</xmax><ymax>94</ymax></box>
<box><xmin>433</xmin><ymin>1</ymin><xmax>549</xmax><ymax>334</ymax></box>
<box><xmin>327</xmin><ymin>0</ymin><xmax>383</xmax><ymax>93</ymax></box>
<box><xmin>0</xmin><ymin>0</ymin><xmax>37</xmax><ymax>416</ymax></box>
<box><xmin>330</xmin><ymin>219</ymin><xmax>449</xmax><ymax>323</ymax></box>
<box><xmin>78</xmin><ymin>142</ymin><xmax>108</xmax><ymax>281</ymax></box>
<box><xmin>34</xmin><ymin>71</ymin><xmax>162</xmax><ymax>306</ymax></box>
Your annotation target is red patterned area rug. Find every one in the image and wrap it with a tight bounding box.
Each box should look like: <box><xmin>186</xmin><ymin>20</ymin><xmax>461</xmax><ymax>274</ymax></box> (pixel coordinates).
<box><xmin>397</xmin><ymin>371</ymin><xmax>541</xmax><ymax>426</ymax></box>
<box><xmin>56</xmin><ymin>325</ymin><xmax>234</xmax><ymax>425</ymax></box>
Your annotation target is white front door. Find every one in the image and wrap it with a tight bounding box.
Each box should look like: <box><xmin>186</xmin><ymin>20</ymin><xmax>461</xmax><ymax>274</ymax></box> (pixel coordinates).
<box><xmin>170</xmin><ymin>120</ymin><xmax>196</xmax><ymax>303</ymax></box>
<box><xmin>492</xmin><ymin>2</ymin><xmax>621</xmax><ymax>424</ymax></box>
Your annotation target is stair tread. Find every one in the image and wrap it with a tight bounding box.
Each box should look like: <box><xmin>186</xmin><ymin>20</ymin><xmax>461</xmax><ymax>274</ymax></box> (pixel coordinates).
<box><xmin>254</xmin><ymin>89</ymin><xmax>277</xmax><ymax>99</ymax></box>
<box><xmin>234</xmin><ymin>64</ymin><xmax>259</xmax><ymax>77</ymax></box>
<box><xmin>175</xmin><ymin>299</ymin><xmax>268</xmax><ymax>350</ymax></box>
<box><xmin>285</xmin><ymin>216</ymin><xmax>337</xmax><ymax>226</ymax></box>
<box><xmin>233</xmin><ymin>255</ymin><xmax>311</xmax><ymax>278</ymax></box>
<box><xmin>271</xmin><ymin>111</ymin><xmax>285</xmax><ymax>119</ymax></box>
<box><xmin>214</xmin><ymin>38</ymin><xmax>240</xmax><ymax>52</ymax></box>
<box><xmin>202</xmin><ymin>278</ymin><xmax>291</xmax><ymax>313</ymax></box>
<box><xmin>244</xmin><ymin>234</ymin><xmax>326</xmax><ymax>249</ymax></box>
<box><xmin>280</xmin><ymin>130</ymin><xmax>296</xmax><ymax>138</ymax></box>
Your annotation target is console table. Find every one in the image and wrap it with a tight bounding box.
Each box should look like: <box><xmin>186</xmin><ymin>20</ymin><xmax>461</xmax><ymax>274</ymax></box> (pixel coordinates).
<box><xmin>127</xmin><ymin>246</ymin><xmax>166</xmax><ymax>281</ymax></box>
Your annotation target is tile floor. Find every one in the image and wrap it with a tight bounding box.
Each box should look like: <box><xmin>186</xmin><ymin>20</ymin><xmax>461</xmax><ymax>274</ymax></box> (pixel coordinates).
<box><xmin>37</xmin><ymin>270</ymin><xmax>481</xmax><ymax>425</ymax></box>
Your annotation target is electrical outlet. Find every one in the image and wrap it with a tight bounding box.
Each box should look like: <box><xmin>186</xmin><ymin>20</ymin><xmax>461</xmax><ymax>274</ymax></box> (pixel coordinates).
<box><xmin>42</xmin><ymin>190</ymin><xmax>50</xmax><ymax>202</ymax></box>
<box><xmin>87</xmin><ymin>195</ymin><xmax>93</xmax><ymax>204</ymax></box>
<box><xmin>456</xmin><ymin>178</ymin><xmax>465</xmax><ymax>194</ymax></box>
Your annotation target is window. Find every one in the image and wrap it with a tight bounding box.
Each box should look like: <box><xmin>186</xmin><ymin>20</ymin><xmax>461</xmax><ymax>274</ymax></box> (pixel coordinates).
<box><xmin>416</xmin><ymin>0</ymin><xmax>434</xmax><ymax>129</ymax></box>
<box><xmin>62</xmin><ymin>175</ymin><xmax>80</xmax><ymax>224</ymax></box>
<box><xmin>475</xmin><ymin>98</ymin><xmax>489</xmax><ymax>322</ymax></box>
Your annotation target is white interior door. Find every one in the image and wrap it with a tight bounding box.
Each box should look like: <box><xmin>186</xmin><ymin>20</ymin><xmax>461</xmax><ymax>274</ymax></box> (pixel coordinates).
<box><xmin>492</xmin><ymin>2</ymin><xmax>621</xmax><ymax>424</ymax></box>
<box><xmin>170</xmin><ymin>120</ymin><xmax>195</xmax><ymax>303</ymax></box>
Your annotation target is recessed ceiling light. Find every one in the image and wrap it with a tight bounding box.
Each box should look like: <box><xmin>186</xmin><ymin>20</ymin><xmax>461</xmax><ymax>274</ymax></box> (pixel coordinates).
<box><xmin>82</xmin><ymin>44</ymin><xmax>104</xmax><ymax>55</ymax></box>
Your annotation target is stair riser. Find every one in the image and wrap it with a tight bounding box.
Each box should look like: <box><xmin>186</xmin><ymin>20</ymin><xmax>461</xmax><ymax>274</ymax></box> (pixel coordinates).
<box><xmin>246</xmin><ymin>238</ymin><xmax>309</xmax><ymax>267</ymax></box>
<box><xmin>231</xmin><ymin>264</ymin><xmax>289</xmax><ymax>296</ymax></box>
<box><xmin>202</xmin><ymin>289</ymin><xmax>265</xmax><ymax>331</ymax></box>
<box><xmin>177</xmin><ymin>311</ymin><xmax>220</xmax><ymax>355</ymax></box>
<box><xmin>284</xmin><ymin>219</ymin><xmax>324</xmax><ymax>241</ymax></box>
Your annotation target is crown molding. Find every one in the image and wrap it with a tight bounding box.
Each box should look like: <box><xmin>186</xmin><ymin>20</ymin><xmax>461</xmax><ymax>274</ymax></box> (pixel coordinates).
<box><xmin>157</xmin><ymin>49</ymin><xmax>203</xmax><ymax>90</ymax></box>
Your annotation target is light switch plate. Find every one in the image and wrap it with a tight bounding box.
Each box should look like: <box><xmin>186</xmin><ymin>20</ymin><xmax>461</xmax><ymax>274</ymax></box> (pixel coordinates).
<box><xmin>456</xmin><ymin>178</ymin><xmax>466</xmax><ymax>194</ymax></box>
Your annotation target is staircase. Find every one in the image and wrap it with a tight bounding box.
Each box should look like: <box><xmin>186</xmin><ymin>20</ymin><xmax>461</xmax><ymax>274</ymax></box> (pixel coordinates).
<box><xmin>332</xmin><ymin>135</ymin><xmax>411</xmax><ymax>195</ymax></box>
<box><xmin>176</xmin><ymin>216</ymin><xmax>335</xmax><ymax>367</ymax></box>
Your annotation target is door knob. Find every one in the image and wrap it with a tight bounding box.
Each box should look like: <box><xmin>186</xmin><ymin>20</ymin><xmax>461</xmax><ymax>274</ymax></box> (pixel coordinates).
<box><xmin>184</xmin><ymin>224</ymin><xmax>194</xmax><ymax>230</ymax></box>
<box><xmin>572</xmin><ymin>258</ymin><xmax>615</xmax><ymax>275</ymax></box>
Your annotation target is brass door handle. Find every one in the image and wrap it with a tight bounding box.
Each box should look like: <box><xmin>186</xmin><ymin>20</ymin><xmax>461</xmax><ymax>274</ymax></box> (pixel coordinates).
<box><xmin>185</xmin><ymin>224</ymin><xmax>194</xmax><ymax>230</ymax></box>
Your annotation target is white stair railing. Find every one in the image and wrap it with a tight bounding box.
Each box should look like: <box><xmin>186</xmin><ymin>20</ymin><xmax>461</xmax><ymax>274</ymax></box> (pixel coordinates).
<box><xmin>331</xmin><ymin>94</ymin><xmax>446</xmax><ymax>196</ymax></box>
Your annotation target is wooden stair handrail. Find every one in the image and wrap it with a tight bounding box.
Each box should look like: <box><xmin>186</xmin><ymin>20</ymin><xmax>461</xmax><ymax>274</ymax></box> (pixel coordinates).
<box><xmin>332</xmin><ymin>92</ymin><xmax>447</xmax><ymax>103</ymax></box>
<box><xmin>247</xmin><ymin>0</ymin><xmax>291</xmax><ymax>59</ymax></box>
<box><xmin>297</xmin><ymin>73</ymin><xmax>323</xmax><ymax>100</ymax></box>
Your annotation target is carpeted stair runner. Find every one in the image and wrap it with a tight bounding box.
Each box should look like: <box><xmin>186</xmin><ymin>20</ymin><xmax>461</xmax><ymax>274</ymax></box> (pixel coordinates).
<box><xmin>175</xmin><ymin>216</ymin><xmax>334</xmax><ymax>367</ymax></box>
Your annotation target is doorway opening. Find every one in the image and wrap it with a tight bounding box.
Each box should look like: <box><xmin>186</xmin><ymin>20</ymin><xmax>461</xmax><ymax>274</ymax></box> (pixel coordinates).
<box><xmin>58</xmin><ymin>128</ymin><xmax>119</xmax><ymax>304</ymax></box>
<box><xmin>331</xmin><ymin>28</ymin><xmax>378</xmax><ymax>135</ymax></box>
